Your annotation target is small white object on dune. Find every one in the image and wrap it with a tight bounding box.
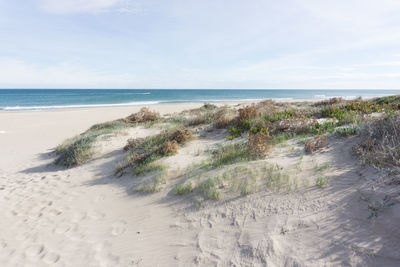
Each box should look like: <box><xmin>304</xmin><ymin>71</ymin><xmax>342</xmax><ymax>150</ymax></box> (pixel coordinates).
<box><xmin>0</xmin><ymin>130</ymin><xmax>6</xmax><ymax>134</ymax></box>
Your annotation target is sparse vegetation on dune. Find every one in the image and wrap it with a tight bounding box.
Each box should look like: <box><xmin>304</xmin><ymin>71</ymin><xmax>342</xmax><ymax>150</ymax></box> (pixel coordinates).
<box><xmin>305</xmin><ymin>135</ymin><xmax>327</xmax><ymax>154</ymax></box>
<box><xmin>117</xmin><ymin>127</ymin><xmax>194</xmax><ymax>176</ymax></box>
<box><xmin>55</xmin><ymin>108</ymin><xmax>163</xmax><ymax>167</ymax></box>
<box><xmin>125</xmin><ymin>107</ymin><xmax>160</xmax><ymax>124</ymax></box>
<box><xmin>55</xmin><ymin>119</ymin><xmax>131</xmax><ymax>167</ymax></box>
<box><xmin>314</xmin><ymin>97</ymin><xmax>344</xmax><ymax>106</ymax></box>
<box><xmin>55</xmin><ymin>96</ymin><xmax>400</xmax><ymax>202</ymax></box>
<box><xmin>354</xmin><ymin>113</ymin><xmax>400</xmax><ymax>169</ymax></box>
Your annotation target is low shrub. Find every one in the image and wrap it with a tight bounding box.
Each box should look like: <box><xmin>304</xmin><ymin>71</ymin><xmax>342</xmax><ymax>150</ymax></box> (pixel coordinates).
<box><xmin>186</xmin><ymin>106</ymin><xmax>235</xmax><ymax>127</ymax></box>
<box><xmin>123</xmin><ymin>137</ymin><xmax>145</xmax><ymax>151</ymax></box>
<box><xmin>169</xmin><ymin>128</ymin><xmax>193</xmax><ymax>144</ymax></box>
<box><xmin>89</xmin><ymin>119</ymin><xmax>130</xmax><ymax>131</ymax></box>
<box><xmin>158</xmin><ymin>140</ymin><xmax>179</xmax><ymax>155</ymax></box>
<box><xmin>310</xmin><ymin>121</ymin><xmax>337</xmax><ymax>135</ymax></box>
<box><xmin>314</xmin><ymin>97</ymin><xmax>344</xmax><ymax>106</ymax></box>
<box><xmin>213</xmin><ymin>108</ymin><xmax>236</xmax><ymax>128</ymax></box>
<box><xmin>202</xmin><ymin>103</ymin><xmax>218</xmax><ymax>110</ymax></box>
<box><xmin>247</xmin><ymin>131</ymin><xmax>271</xmax><ymax>158</ymax></box>
<box><xmin>237</xmin><ymin>106</ymin><xmax>259</xmax><ymax>127</ymax></box>
<box><xmin>305</xmin><ymin>135</ymin><xmax>327</xmax><ymax>153</ymax></box>
<box><xmin>55</xmin><ymin>118</ymin><xmax>132</xmax><ymax>167</ymax></box>
<box><xmin>175</xmin><ymin>182</ymin><xmax>194</xmax><ymax>195</ymax></box>
<box><xmin>119</xmin><ymin>127</ymin><xmax>194</xmax><ymax>175</ymax></box>
<box><xmin>270</xmin><ymin>118</ymin><xmax>312</xmax><ymax>134</ymax></box>
<box><xmin>255</xmin><ymin>99</ymin><xmax>280</xmax><ymax>114</ymax></box>
<box><xmin>55</xmin><ymin>133</ymin><xmax>99</xmax><ymax>167</ymax></box>
<box><xmin>265</xmin><ymin>109</ymin><xmax>297</xmax><ymax>123</ymax></box>
<box><xmin>353</xmin><ymin>114</ymin><xmax>400</xmax><ymax>168</ymax></box>
<box><xmin>374</xmin><ymin>95</ymin><xmax>400</xmax><ymax>105</ymax></box>
<box><xmin>321</xmin><ymin>105</ymin><xmax>346</xmax><ymax>120</ymax></box>
<box><xmin>336</xmin><ymin>127</ymin><xmax>358</xmax><ymax>137</ymax></box>
<box><xmin>226</xmin><ymin>127</ymin><xmax>242</xmax><ymax>140</ymax></box>
<box><xmin>210</xmin><ymin>142</ymin><xmax>251</xmax><ymax>167</ymax></box>
<box><xmin>196</xmin><ymin>178</ymin><xmax>221</xmax><ymax>200</ymax></box>
<box><xmin>344</xmin><ymin>101</ymin><xmax>382</xmax><ymax>113</ymax></box>
<box><xmin>126</xmin><ymin>107</ymin><xmax>160</xmax><ymax>124</ymax></box>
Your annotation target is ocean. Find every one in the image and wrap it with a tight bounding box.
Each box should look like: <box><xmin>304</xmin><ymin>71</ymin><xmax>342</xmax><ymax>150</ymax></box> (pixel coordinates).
<box><xmin>0</xmin><ymin>89</ymin><xmax>399</xmax><ymax>111</ymax></box>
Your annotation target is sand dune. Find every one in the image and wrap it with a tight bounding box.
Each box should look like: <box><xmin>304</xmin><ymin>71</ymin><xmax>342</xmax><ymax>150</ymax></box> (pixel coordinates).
<box><xmin>1</xmin><ymin>103</ymin><xmax>399</xmax><ymax>266</ymax></box>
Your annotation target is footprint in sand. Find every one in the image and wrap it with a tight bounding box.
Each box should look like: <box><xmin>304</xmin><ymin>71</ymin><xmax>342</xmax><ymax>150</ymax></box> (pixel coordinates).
<box><xmin>54</xmin><ymin>223</ymin><xmax>71</xmax><ymax>234</ymax></box>
<box><xmin>25</xmin><ymin>244</ymin><xmax>46</xmax><ymax>261</ymax></box>
<box><xmin>42</xmin><ymin>251</ymin><xmax>60</xmax><ymax>264</ymax></box>
<box><xmin>48</xmin><ymin>208</ymin><xmax>62</xmax><ymax>216</ymax></box>
<box><xmin>111</xmin><ymin>220</ymin><xmax>127</xmax><ymax>236</ymax></box>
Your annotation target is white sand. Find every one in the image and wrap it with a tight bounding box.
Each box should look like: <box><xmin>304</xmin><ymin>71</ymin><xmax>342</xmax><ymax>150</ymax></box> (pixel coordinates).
<box><xmin>1</xmin><ymin>103</ymin><xmax>400</xmax><ymax>266</ymax></box>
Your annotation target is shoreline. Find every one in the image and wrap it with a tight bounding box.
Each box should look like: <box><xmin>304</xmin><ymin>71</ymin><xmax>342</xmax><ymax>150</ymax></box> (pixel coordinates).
<box><xmin>0</xmin><ymin>98</ymin><xmax>323</xmax><ymax>113</ymax></box>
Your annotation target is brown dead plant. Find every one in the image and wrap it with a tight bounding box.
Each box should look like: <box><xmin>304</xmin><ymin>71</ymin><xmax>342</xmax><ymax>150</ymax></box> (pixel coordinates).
<box><xmin>305</xmin><ymin>135</ymin><xmax>327</xmax><ymax>153</ymax></box>
<box><xmin>125</xmin><ymin>107</ymin><xmax>160</xmax><ymax>124</ymax></box>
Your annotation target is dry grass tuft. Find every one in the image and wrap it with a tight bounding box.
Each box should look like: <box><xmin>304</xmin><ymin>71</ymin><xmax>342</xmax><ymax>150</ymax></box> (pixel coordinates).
<box><xmin>158</xmin><ymin>140</ymin><xmax>179</xmax><ymax>155</ymax></box>
<box><xmin>314</xmin><ymin>97</ymin><xmax>344</xmax><ymax>106</ymax></box>
<box><xmin>248</xmin><ymin>132</ymin><xmax>271</xmax><ymax>158</ymax></box>
<box><xmin>270</xmin><ymin>118</ymin><xmax>314</xmax><ymax>134</ymax></box>
<box><xmin>255</xmin><ymin>99</ymin><xmax>281</xmax><ymax>114</ymax></box>
<box><xmin>305</xmin><ymin>135</ymin><xmax>327</xmax><ymax>153</ymax></box>
<box><xmin>169</xmin><ymin>128</ymin><xmax>193</xmax><ymax>144</ymax></box>
<box><xmin>237</xmin><ymin>106</ymin><xmax>259</xmax><ymax>126</ymax></box>
<box><xmin>353</xmin><ymin>114</ymin><xmax>400</xmax><ymax>169</ymax></box>
<box><xmin>213</xmin><ymin>108</ymin><xmax>236</xmax><ymax>128</ymax></box>
<box><xmin>125</xmin><ymin>107</ymin><xmax>160</xmax><ymax>124</ymax></box>
<box><xmin>123</xmin><ymin>137</ymin><xmax>145</xmax><ymax>152</ymax></box>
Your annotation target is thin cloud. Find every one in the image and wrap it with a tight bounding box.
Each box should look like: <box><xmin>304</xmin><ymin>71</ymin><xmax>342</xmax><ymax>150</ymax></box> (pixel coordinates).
<box><xmin>39</xmin><ymin>0</ymin><xmax>141</xmax><ymax>14</ymax></box>
<box><xmin>0</xmin><ymin>58</ymin><xmax>137</xmax><ymax>88</ymax></box>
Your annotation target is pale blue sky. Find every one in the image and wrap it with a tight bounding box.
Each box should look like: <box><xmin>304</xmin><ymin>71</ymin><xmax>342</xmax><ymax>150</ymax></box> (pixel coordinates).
<box><xmin>1</xmin><ymin>0</ymin><xmax>400</xmax><ymax>89</ymax></box>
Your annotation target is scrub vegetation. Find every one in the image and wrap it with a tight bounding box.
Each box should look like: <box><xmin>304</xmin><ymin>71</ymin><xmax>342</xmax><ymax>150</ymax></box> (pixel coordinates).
<box><xmin>55</xmin><ymin>96</ymin><xmax>400</xmax><ymax>203</ymax></box>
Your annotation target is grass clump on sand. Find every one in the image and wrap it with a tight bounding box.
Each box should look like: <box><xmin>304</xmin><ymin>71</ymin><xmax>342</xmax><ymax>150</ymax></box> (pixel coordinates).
<box><xmin>185</xmin><ymin>105</ymin><xmax>236</xmax><ymax>128</ymax></box>
<box><xmin>174</xmin><ymin>182</ymin><xmax>194</xmax><ymax>195</ymax></box>
<box><xmin>373</xmin><ymin>95</ymin><xmax>400</xmax><ymax>105</ymax></box>
<box><xmin>196</xmin><ymin>178</ymin><xmax>221</xmax><ymax>200</ymax></box>
<box><xmin>353</xmin><ymin>114</ymin><xmax>400</xmax><ymax>169</ymax></box>
<box><xmin>134</xmin><ymin>162</ymin><xmax>168</xmax><ymax>176</ymax></box>
<box><xmin>125</xmin><ymin>107</ymin><xmax>160</xmax><ymax>124</ymax></box>
<box><xmin>314</xmin><ymin>97</ymin><xmax>344</xmax><ymax>106</ymax></box>
<box><xmin>316</xmin><ymin>176</ymin><xmax>328</xmax><ymax>187</ymax></box>
<box><xmin>135</xmin><ymin>172</ymin><xmax>167</xmax><ymax>193</ymax></box>
<box><xmin>210</xmin><ymin>142</ymin><xmax>252</xmax><ymax>168</ymax></box>
<box><xmin>118</xmin><ymin>127</ymin><xmax>194</xmax><ymax>176</ymax></box>
<box><xmin>55</xmin><ymin>119</ymin><xmax>131</xmax><ymax>167</ymax></box>
<box><xmin>210</xmin><ymin>131</ymin><xmax>271</xmax><ymax>168</ymax></box>
<box><xmin>305</xmin><ymin>135</ymin><xmax>327</xmax><ymax>154</ymax></box>
<box><xmin>55</xmin><ymin>107</ymin><xmax>161</xmax><ymax>167</ymax></box>
<box><xmin>336</xmin><ymin>126</ymin><xmax>358</xmax><ymax>137</ymax></box>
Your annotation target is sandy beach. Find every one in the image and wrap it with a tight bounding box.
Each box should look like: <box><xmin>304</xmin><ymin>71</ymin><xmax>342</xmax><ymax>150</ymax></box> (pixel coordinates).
<box><xmin>1</xmin><ymin>100</ymin><xmax>400</xmax><ymax>266</ymax></box>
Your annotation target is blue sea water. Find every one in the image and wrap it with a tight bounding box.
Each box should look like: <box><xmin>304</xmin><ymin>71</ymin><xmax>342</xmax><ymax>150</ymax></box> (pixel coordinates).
<box><xmin>0</xmin><ymin>89</ymin><xmax>399</xmax><ymax>110</ymax></box>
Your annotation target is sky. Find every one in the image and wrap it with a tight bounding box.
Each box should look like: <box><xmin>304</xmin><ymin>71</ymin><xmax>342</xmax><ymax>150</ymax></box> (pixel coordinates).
<box><xmin>0</xmin><ymin>0</ymin><xmax>400</xmax><ymax>89</ymax></box>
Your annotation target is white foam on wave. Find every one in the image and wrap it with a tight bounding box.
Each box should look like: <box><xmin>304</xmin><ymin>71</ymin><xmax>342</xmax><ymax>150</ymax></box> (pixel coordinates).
<box><xmin>1</xmin><ymin>101</ymin><xmax>161</xmax><ymax>111</ymax></box>
<box><xmin>176</xmin><ymin>98</ymin><xmax>294</xmax><ymax>103</ymax></box>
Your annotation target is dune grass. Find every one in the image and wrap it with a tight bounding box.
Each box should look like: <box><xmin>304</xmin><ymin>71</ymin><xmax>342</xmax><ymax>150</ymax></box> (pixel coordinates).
<box><xmin>55</xmin><ymin>120</ymin><xmax>131</xmax><ymax>167</ymax></box>
<box><xmin>354</xmin><ymin>113</ymin><xmax>400</xmax><ymax>169</ymax></box>
<box><xmin>118</xmin><ymin>127</ymin><xmax>194</xmax><ymax>176</ymax></box>
<box><xmin>174</xmin><ymin>182</ymin><xmax>194</xmax><ymax>195</ymax></box>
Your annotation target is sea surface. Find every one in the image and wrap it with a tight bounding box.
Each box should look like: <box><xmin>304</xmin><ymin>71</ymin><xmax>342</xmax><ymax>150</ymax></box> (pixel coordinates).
<box><xmin>0</xmin><ymin>89</ymin><xmax>399</xmax><ymax>110</ymax></box>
